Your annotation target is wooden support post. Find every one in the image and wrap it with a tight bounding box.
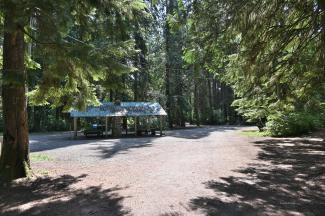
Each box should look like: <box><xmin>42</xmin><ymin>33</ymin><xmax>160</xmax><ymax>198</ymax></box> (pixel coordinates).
<box><xmin>126</xmin><ymin>117</ymin><xmax>128</xmax><ymax>135</ymax></box>
<box><xmin>112</xmin><ymin>116</ymin><xmax>122</xmax><ymax>137</ymax></box>
<box><xmin>160</xmin><ymin>116</ymin><xmax>163</xmax><ymax>136</ymax></box>
<box><xmin>105</xmin><ymin>116</ymin><xmax>108</xmax><ymax>137</ymax></box>
<box><xmin>148</xmin><ymin>116</ymin><xmax>151</xmax><ymax>135</ymax></box>
<box><xmin>73</xmin><ymin>117</ymin><xmax>78</xmax><ymax>138</ymax></box>
<box><xmin>134</xmin><ymin>117</ymin><xmax>137</xmax><ymax>136</ymax></box>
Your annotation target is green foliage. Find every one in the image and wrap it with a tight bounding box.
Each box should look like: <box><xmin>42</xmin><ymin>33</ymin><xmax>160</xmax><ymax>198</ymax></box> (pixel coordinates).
<box><xmin>10</xmin><ymin>0</ymin><xmax>149</xmax><ymax>111</ymax></box>
<box><xmin>30</xmin><ymin>153</ymin><xmax>53</xmax><ymax>162</ymax></box>
<box><xmin>3</xmin><ymin>0</ymin><xmax>323</xmax><ymax>136</ymax></box>
<box><xmin>267</xmin><ymin>111</ymin><xmax>325</xmax><ymax>137</ymax></box>
<box><xmin>185</xmin><ymin>0</ymin><xmax>325</xmax><ymax>135</ymax></box>
<box><xmin>239</xmin><ymin>130</ymin><xmax>270</xmax><ymax>137</ymax></box>
<box><xmin>34</xmin><ymin>169</ymin><xmax>50</xmax><ymax>176</ymax></box>
<box><xmin>44</xmin><ymin>118</ymin><xmax>70</xmax><ymax>132</ymax></box>
<box><xmin>231</xmin><ymin>97</ymin><xmax>269</xmax><ymax>123</ymax></box>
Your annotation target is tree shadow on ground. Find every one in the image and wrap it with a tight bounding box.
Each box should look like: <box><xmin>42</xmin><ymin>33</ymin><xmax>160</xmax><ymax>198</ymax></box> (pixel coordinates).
<box><xmin>29</xmin><ymin>133</ymin><xmax>97</xmax><ymax>152</ymax></box>
<box><xmin>30</xmin><ymin>132</ymin><xmax>159</xmax><ymax>152</ymax></box>
<box><xmin>95</xmin><ymin>126</ymin><xmax>240</xmax><ymax>159</ymax></box>
<box><xmin>0</xmin><ymin>174</ymin><xmax>130</xmax><ymax>216</ymax></box>
<box><xmin>29</xmin><ymin>126</ymin><xmax>242</xmax><ymax>156</ymax></box>
<box><xmin>190</xmin><ymin>138</ymin><xmax>325</xmax><ymax>215</ymax></box>
<box><xmin>93</xmin><ymin>137</ymin><xmax>155</xmax><ymax>159</ymax></box>
<box><xmin>30</xmin><ymin>133</ymin><xmax>157</xmax><ymax>159</ymax></box>
<box><xmin>167</xmin><ymin>126</ymin><xmax>240</xmax><ymax>139</ymax></box>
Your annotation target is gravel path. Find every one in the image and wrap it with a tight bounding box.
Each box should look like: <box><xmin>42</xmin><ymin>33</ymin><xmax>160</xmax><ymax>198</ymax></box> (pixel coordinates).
<box><xmin>1</xmin><ymin>126</ymin><xmax>324</xmax><ymax>216</ymax></box>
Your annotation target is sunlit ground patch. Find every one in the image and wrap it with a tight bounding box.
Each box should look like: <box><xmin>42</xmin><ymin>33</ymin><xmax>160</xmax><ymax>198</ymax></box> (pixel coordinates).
<box><xmin>239</xmin><ymin>130</ymin><xmax>271</xmax><ymax>137</ymax></box>
<box><xmin>30</xmin><ymin>153</ymin><xmax>53</xmax><ymax>162</ymax></box>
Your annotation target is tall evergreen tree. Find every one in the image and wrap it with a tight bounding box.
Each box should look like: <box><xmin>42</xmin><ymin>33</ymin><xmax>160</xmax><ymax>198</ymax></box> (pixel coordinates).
<box><xmin>0</xmin><ymin>0</ymin><xmax>147</xmax><ymax>181</ymax></box>
<box><xmin>1</xmin><ymin>1</ymin><xmax>29</xmax><ymax>180</ymax></box>
<box><xmin>165</xmin><ymin>0</ymin><xmax>186</xmax><ymax>127</ymax></box>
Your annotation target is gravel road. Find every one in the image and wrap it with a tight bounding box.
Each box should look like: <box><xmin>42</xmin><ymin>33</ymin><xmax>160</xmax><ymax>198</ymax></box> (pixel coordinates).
<box><xmin>1</xmin><ymin>126</ymin><xmax>324</xmax><ymax>216</ymax></box>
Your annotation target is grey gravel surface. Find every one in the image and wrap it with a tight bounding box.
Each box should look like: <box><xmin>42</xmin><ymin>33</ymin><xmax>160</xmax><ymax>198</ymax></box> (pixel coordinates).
<box><xmin>1</xmin><ymin>126</ymin><xmax>324</xmax><ymax>216</ymax></box>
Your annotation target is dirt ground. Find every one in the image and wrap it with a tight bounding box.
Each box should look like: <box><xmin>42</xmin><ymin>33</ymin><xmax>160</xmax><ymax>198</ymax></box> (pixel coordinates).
<box><xmin>0</xmin><ymin>126</ymin><xmax>324</xmax><ymax>216</ymax></box>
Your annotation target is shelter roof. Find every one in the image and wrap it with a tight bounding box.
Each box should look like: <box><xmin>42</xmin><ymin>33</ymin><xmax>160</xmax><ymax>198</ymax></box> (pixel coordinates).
<box><xmin>70</xmin><ymin>102</ymin><xmax>167</xmax><ymax>117</ymax></box>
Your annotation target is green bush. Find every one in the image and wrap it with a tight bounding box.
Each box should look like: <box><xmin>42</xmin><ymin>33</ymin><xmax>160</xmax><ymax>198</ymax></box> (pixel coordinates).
<box><xmin>266</xmin><ymin>111</ymin><xmax>325</xmax><ymax>137</ymax></box>
<box><xmin>46</xmin><ymin>119</ymin><xmax>70</xmax><ymax>131</ymax></box>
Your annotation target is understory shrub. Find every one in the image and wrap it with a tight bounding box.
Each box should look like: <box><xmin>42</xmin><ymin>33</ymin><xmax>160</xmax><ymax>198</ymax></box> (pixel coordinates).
<box><xmin>266</xmin><ymin>111</ymin><xmax>325</xmax><ymax>137</ymax></box>
<box><xmin>46</xmin><ymin>119</ymin><xmax>70</xmax><ymax>131</ymax></box>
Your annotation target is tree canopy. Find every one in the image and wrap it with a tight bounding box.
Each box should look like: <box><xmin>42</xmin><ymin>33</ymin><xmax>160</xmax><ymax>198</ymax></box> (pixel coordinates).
<box><xmin>185</xmin><ymin>0</ymin><xmax>325</xmax><ymax>135</ymax></box>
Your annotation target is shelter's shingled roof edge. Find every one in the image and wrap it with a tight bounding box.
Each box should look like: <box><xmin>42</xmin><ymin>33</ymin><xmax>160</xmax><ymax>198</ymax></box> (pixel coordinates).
<box><xmin>70</xmin><ymin>102</ymin><xmax>167</xmax><ymax>117</ymax></box>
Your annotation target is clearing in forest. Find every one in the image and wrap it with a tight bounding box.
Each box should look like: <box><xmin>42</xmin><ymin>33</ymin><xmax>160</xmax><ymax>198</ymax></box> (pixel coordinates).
<box><xmin>1</xmin><ymin>126</ymin><xmax>324</xmax><ymax>216</ymax></box>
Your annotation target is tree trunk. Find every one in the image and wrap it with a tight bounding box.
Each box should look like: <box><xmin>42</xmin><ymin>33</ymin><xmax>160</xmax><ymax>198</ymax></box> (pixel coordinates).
<box><xmin>112</xmin><ymin>117</ymin><xmax>122</xmax><ymax>137</ymax></box>
<box><xmin>109</xmin><ymin>90</ymin><xmax>114</xmax><ymax>101</ymax></box>
<box><xmin>207</xmin><ymin>75</ymin><xmax>213</xmax><ymax>123</ymax></box>
<box><xmin>0</xmin><ymin>4</ymin><xmax>30</xmax><ymax>181</ymax></box>
<box><xmin>212</xmin><ymin>79</ymin><xmax>216</xmax><ymax>108</ymax></box>
<box><xmin>165</xmin><ymin>12</ymin><xmax>173</xmax><ymax>128</ymax></box>
<box><xmin>165</xmin><ymin>0</ymin><xmax>185</xmax><ymax>128</ymax></box>
<box><xmin>165</xmin><ymin>67</ymin><xmax>173</xmax><ymax>128</ymax></box>
<box><xmin>134</xmin><ymin>71</ymin><xmax>138</xmax><ymax>101</ymax></box>
<box><xmin>318</xmin><ymin>0</ymin><xmax>325</xmax><ymax>74</ymax></box>
<box><xmin>33</xmin><ymin>107</ymin><xmax>41</xmax><ymax>131</ymax></box>
<box><xmin>194</xmin><ymin>78</ymin><xmax>200</xmax><ymax>126</ymax></box>
<box><xmin>134</xmin><ymin>29</ymin><xmax>148</xmax><ymax>101</ymax></box>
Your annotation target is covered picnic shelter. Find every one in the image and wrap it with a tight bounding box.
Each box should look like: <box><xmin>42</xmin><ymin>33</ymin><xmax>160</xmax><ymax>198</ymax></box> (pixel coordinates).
<box><xmin>70</xmin><ymin>102</ymin><xmax>167</xmax><ymax>138</ymax></box>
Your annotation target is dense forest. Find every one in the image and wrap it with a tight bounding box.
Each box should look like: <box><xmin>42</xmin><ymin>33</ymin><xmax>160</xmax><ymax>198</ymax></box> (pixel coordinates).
<box><xmin>0</xmin><ymin>0</ymin><xmax>241</xmax><ymax>134</ymax></box>
<box><xmin>0</xmin><ymin>0</ymin><xmax>325</xmax><ymax>180</ymax></box>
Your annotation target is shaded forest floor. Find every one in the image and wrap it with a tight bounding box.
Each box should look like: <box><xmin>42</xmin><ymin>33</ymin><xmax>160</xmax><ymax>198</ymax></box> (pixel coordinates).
<box><xmin>1</xmin><ymin>126</ymin><xmax>324</xmax><ymax>215</ymax></box>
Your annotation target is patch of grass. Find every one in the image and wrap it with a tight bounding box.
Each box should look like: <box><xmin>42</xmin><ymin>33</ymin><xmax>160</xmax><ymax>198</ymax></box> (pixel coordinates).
<box><xmin>30</xmin><ymin>153</ymin><xmax>53</xmax><ymax>162</ymax></box>
<box><xmin>239</xmin><ymin>130</ymin><xmax>270</xmax><ymax>137</ymax></box>
<box><xmin>34</xmin><ymin>169</ymin><xmax>51</xmax><ymax>176</ymax></box>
